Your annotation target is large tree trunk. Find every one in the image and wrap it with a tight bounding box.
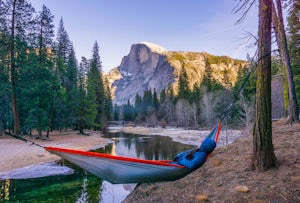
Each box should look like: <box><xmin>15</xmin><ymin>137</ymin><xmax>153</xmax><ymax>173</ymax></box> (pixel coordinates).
<box><xmin>10</xmin><ymin>0</ymin><xmax>20</xmax><ymax>135</ymax></box>
<box><xmin>271</xmin><ymin>0</ymin><xmax>299</xmax><ymax>122</ymax></box>
<box><xmin>252</xmin><ymin>0</ymin><xmax>277</xmax><ymax>171</ymax></box>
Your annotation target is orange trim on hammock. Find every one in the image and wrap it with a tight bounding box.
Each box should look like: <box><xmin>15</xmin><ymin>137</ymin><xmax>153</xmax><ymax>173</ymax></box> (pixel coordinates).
<box><xmin>215</xmin><ymin>122</ymin><xmax>221</xmax><ymax>142</ymax></box>
<box><xmin>45</xmin><ymin>146</ymin><xmax>185</xmax><ymax>168</ymax></box>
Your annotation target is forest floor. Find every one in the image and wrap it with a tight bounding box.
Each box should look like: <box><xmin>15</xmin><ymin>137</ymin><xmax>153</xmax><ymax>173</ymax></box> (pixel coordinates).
<box><xmin>124</xmin><ymin>120</ymin><xmax>300</xmax><ymax>203</ymax></box>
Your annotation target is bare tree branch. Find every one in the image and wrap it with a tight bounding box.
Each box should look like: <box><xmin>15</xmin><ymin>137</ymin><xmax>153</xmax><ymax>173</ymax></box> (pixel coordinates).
<box><xmin>233</xmin><ymin>0</ymin><xmax>257</xmax><ymax>25</ymax></box>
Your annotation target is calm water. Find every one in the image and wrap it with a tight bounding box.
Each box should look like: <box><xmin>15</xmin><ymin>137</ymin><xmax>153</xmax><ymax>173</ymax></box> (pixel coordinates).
<box><xmin>0</xmin><ymin>131</ymin><xmax>194</xmax><ymax>203</ymax></box>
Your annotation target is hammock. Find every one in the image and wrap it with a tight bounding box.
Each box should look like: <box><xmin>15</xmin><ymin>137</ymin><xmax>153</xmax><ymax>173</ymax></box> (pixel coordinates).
<box><xmin>45</xmin><ymin>123</ymin><xmax>221</xmax><ymax>184</ymax></box>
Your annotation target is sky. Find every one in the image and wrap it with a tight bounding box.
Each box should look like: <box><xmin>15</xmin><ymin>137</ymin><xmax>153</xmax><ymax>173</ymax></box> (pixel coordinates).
<box><xmin>30</xmin><ymin>0</ymin><xmax>258</xmax><ymax>73</ymax></box>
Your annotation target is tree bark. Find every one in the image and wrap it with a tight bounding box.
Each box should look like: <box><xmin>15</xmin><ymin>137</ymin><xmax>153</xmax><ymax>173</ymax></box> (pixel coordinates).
<box><xmin>252</xmin><ymin>0</ymin><xmax>277</xmax><ymax>171</ymax></box>
<box><xmin>271</xmin><ymin>0</ymin><xmax>299</xmax><ymax>122</ymax></box>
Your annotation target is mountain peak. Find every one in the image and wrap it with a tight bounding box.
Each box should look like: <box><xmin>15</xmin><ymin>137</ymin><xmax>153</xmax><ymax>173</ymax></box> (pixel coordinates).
<box><xmin>139</xmin><ymin>42</ymin><xmax>168</xmax><ymax>54</ymax></box>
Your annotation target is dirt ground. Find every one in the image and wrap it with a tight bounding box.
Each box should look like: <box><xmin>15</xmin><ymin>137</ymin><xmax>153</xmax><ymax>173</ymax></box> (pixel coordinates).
<box><xmin>124</xmin><ymin>121</ymin><xmax>300</xmax><ymax>203</ymax></box>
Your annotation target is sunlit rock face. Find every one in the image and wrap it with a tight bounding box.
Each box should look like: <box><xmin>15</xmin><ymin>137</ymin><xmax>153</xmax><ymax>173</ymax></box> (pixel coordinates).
<box><xmin>108</xmin><ymin>42</ymin><xmax>175</xmax><ymax>105</ymax></box>
<box><xmin>106</xmin><ymin>42</ymin><xmax>246</xmax><ymax>105</ymax></box>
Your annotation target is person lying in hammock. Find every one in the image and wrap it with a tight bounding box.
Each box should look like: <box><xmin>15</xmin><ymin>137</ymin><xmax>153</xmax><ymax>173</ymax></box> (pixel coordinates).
<box><xmin>172</xmin><ymin>138</ymin><xmax>217</xmax><ymax>170</ymax></box>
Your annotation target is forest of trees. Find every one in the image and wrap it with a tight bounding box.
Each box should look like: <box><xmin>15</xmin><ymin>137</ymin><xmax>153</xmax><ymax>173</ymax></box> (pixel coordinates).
<box><xmin>0</xmin><ymin>0</ymin><xmax>112</xmax><ymax>137</ymax></box>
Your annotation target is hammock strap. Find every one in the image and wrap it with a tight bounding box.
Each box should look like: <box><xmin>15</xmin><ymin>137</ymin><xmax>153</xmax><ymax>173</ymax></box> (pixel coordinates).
<box><xmin>219</xmin><ymin>58</ymin><xmax>256</xmax><ymax>122</ymax></box>
<box><xmin>4</xmin><ymin>131</ymin><xmax>45</xmax><ymax>148</ymax></box>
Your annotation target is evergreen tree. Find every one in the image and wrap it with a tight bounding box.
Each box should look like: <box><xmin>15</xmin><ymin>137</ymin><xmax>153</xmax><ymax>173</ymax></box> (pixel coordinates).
<box><xmin>142</xmin><ymin>89</ymin><xmax>154</xmax><ymax>116</ymax></box>
<box><xmin>152</xmin><ymin>89</ymin><xmax>159</xmax><ymax>110</ymax></box>
<box><xmin>5</xmin><ymin>0</ymin><xmax>35</xmax><ymax>135</ymax></box>
<box><xmin>65</xmin><ymin>44</ymin><xmax>79</xmax><ymax>128</ymax></box>
<box><xmin>103</xmin><ymin>77</ymin><xmax>113</xmax><ymax>122</ymax></box>
<box><xmin>134</xmin><ymin>94</ymin><xmax>142</xmax><ymax>114</ymax></box>
<box><xmin>87</xmin><ymin>41</ymin><xmax>106</xmax><ymax>130</ymax></box>
<box><xmin>202</xmin><ymin>60</ymin><xmax>225</xmax><ymax>92</ymax></box>
<box><xmin>189</xmin><ymin>82</ymin><xmax>202</xmax><ymax>103</ymax></box>
<box><xmin>113</xmin><ymin>105</ymin><xmax>119</xmax><ymax>121</ymax></box>
<box><xmin>177</xmin><ymin>66</ymin><xmax>190</xmax><ymax>100</ymax></box>
<box><xmin>55</xmin><ymin>18</ymin><xmax>69</xmax><ymax>80</ymax></box>
<box><xmin>78</xmin><ymin>57</ymin><xmax>96</xmax><ymax>133</ymax></box>
<box><xmin>20</xmin><ymin>4</ymin><xmax>55</xmax><ymax>138</ymax></box>
<box><xmin>0</xmin><ymin>31</ymin><xmax>11</xmax><ymax>132</ymax></box>
<box><xmin>159</xmin><ymin>88</ymin><xmax>166</xmax><ymax>103</ymax></box>
<box><xmin>53</xmin><ymin>17</ymin><xmax>72</xmax><ymax>131</ymax></box>
<box><xmin>0</xmin><ymin>0</ymin><xmax>11</xmax><ymax>132</ymax></box>
<box><xmin>123</xmin><ymin>100</ymin><xmax>134</xmax><ymax>121</ymax></box>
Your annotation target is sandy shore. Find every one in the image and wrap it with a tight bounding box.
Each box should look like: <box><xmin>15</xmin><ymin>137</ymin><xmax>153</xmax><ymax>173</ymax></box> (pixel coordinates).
<box><xmin>0</xmin><ymin>131</ymin><xmax>110</xmax><ymax>173</ymax></box>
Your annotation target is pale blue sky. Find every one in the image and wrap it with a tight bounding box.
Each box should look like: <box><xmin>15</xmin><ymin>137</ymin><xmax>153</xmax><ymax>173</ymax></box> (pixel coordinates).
<box><xmin>30</xmin><ymin>0</ymin><xmax>258</xmax><ymax>72</ymax></box>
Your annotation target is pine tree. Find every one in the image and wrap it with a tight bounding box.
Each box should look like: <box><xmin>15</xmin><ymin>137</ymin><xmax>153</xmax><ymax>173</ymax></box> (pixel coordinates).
<box><xmin>65</xmin><ymin>44</ymin><xmax>79</xmax><ymax>128</ymax></box>
<box><xmin>113</xmin><ymin>105</ymin><xmax>119</xmax><ymax>121</ymax></box>
<box><xmin>87</xmin><ymin>41</ymin><xmax>106</xmax><ymax>130</ymax></box>
<box><xmin>54</xmin><ymin>18</ymin><xmax>72</xmax><ymax>131</ymax></box>
<box><xmin>202</xmin><ymin>61</ymin><xmax>224</xmax><ymax>92</ymax></box>
<box><xmin>152</xmin><ymin>89</ymin><xmax>159</xmax><ymax>110</ymax></box>
<box><xmin>189</xmin><ymin>82</ymin><xmax>202</xmax><ymax>103</ymax></box>
<box><xmin>159</xmin><ymin>89</ymin><xmax>166</xmax><ymax>103</ymax></box>
<box><xmin>0</xmin><ymin>0</ymin><xmax>11</xmax><ymax>132</ymax></box>
<box><xmin>5</xmin><ymin>0</ymin><xmax>35</xmax><ymax>135</ymax></box>
<box><xmin>0</xmin><ymin>28</ymin><xmax>11</xmax><ymax>131</ymax></box>
<box><xmin>177</xmin><ymin>66</ymin><xmax>190</xmax><ymax>100</ymax></box>
<box><xmin>123</xmin><ymin>100</ymin><xmax>134</xmax><ymax>121</ymax></box>
<box><xmin>55</xmin><ymin>18</ymin><xmax>70</xmax><ymax>79</ymax></box>
<box><xmin>103</xmin><ymin>77</ymin><xmax>113</xmax><ymax>122</ymax></box>
<box><xmin>134</xmin><ymin>94</ymin><xmax>142</xmax><ymax>114</ymax></box>
<box><xmin>78</xmin><ymin>57</ymin><xmax>96</xmax><ymax>133</ymax></box>
<box><xmin>20</xmin><ymin>4</ymin><xmax>56</xmax><ymax>138</ymax></box>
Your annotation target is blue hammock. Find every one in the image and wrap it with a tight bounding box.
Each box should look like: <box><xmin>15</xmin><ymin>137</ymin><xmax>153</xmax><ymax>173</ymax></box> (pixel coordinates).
<box><xmin>46</xmin><ymin>123</ymin><xmax>221</xmax><ymax>184</ymax></box>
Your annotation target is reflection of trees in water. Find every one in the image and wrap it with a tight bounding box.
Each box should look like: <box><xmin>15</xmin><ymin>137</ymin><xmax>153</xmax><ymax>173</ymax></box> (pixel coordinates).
<box><xmin>98</xmin><ymin>143</ymin><xmax>113</xmax><ymax>154</ymax></box>
<box><xmin>1</xmin><ymin>163</ymin><xmax>103</xmax><ymax>202</ymax></box>
<box><xmin>106</xmin><ymin>132</ymin><xmax>193</xmax><ymax>161</ymax></box>
<box><xmin>134</xmin><ymin>136</ymin><xmax>193</xmax><ymax>160</ymax></box>
<box><xmin>0</xmin><ymin>179</ymin><xmax>10</xmax><ymax>201</ymax></box>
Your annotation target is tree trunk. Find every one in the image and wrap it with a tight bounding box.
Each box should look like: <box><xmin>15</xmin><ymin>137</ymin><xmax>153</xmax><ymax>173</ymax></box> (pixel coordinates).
<box><xmin>10</xmin><ymin>0</ymin><xmax>20</xmax><ymax>135</ymax></box>
<box><xmin>46</xmin><ymin>101</ymin><xmax>53</xmax><ymax>138</ymax></box>
<box><xmin>252</xmin><ymin>0</ymin><xmax>277</xmax><ymax>171</ymax></box>
<box><xmin>271</xmin><ymin>0</ymin><xmax>299</xmax><ymax>122</ymax></box>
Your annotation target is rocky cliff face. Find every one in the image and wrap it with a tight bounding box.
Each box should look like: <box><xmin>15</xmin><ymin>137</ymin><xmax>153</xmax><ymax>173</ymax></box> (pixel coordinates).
<box><xmin>106</xmin><ymin>42</ymin><xmax>246</xmax><ymax>105</ymax></box>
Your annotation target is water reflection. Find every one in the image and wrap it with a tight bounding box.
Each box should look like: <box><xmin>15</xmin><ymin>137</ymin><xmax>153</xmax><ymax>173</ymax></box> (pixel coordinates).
<box><xmin>102</xmin><ymin>131</ymin><xmax>193</xmax><ymax>160</ymax></box>
<box><xmin>0</xmin><ymin>131</ymin><xmax>194</xmax><ymax>202</ymax></box>
<box><xmin>0</xmin><ymin>162</ymin><xmax>103</xmax><ymax>202</ymax></box>
<box><xmin>0</xmin><ymin>180</ymin><xmax>10</xmax><ymax>201</ymax></box>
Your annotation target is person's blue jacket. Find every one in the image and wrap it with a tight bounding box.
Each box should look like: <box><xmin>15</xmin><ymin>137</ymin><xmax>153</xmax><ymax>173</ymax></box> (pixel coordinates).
<box><xmin>173</xmin><ymin>138</ymin><xmax>216</xmax><ymax>170</ymax></box>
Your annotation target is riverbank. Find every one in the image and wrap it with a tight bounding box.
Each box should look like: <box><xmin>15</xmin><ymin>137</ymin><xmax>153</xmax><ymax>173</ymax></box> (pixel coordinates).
<box><xmin>124</xmin><ymin>121</ymin><xmax>300</xmax><ymax>202</ymax></box>
<box><xmin>111</xmin><ymin>125</ymin><xmax>245</xmax><ymax>147</ymax></box>
<box><xmin>0</xmin><ymin>130</ymin><xmax>110</xmax><ymax>173</ymax></box>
